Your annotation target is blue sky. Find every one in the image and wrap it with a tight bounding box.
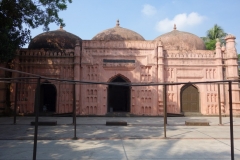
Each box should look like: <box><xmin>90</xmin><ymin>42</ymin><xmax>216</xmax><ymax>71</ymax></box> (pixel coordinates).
<box><xmin>27</xmin><ymin>0</ymin><xmax>240</xmax><ymax>52</ymax></box>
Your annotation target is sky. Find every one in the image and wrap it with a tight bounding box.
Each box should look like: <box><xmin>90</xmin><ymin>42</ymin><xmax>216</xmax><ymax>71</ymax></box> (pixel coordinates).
<box><xmin>26</xmin><ymin>0</ymin><xmax>240</xmax><ymax>52</ymax></box>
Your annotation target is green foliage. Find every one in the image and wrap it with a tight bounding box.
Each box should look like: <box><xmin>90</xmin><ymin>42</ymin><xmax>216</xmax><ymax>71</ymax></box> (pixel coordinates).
<box><xmin>207</xmin><ymin>24</ymin><xmax>227</xmax><ymax>40</ymax></box>
<box><xmin>238</xmin><ymin>54</ymin><xmax>240</xmax><ymax>61</ymax></box>
<box><xmin>205</xmin><ymin>39</ymin><xmax>216</xmax><ymax>50</ymax></box>
<box><xmin>202</xmin><ymin>24</ymin><xmax>227</xmax><ymax>50</ymax></box>
<box><xmin>0</xmin><ymin>0</ymin><xmax>72</xmax><ymax>62</ymax></box>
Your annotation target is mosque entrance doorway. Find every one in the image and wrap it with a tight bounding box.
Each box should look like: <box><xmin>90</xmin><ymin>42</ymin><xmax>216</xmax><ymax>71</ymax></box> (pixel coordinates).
<box><xmin>40</xmin><ymin>82</ymin><xmax>57</xmax><ymax>112</ymax></box>
<box><xmin>108</xmin><ymin>76</ymin><xmax>130</xmax><ymax>112</ymax></box>
<box><xmin>181</xmin><ymin>85</ymin><xmax>199</xmax><ymax>112</ymax></box>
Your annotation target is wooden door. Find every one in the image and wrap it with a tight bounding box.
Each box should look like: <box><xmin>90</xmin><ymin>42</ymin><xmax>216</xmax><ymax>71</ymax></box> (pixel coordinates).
<box><xmin>181</xmin><ymin>85</ymin><xmax>199</xmax><ymax>112</ymax></box>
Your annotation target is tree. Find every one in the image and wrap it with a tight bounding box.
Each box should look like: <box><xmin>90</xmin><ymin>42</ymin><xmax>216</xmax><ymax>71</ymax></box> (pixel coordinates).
<box><xmin>206</xmin><ymin>24</ymin><xmax>227</xmax><ymax>40</ymax></box>
<box><xmin>202</xmin><ymin>24</ymin><xmax>227</xmax><ymax>50</ymax></box>
<box><xmin>205</xmin><ymin>39</ymin><xmax>217</xmax><ymax>50</ymax></box>
<box><xmin>0</xmin><ymin>0</ymin><xmax>72</xmax><ymax>62</ymax></box>
<box><xmin>0</xmin><ymin>0</ymin><xmax>72</xmax><ymax>115</ymax></box>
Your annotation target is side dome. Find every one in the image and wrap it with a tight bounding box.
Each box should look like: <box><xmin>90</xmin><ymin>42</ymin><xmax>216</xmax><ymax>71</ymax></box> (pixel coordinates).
<box><xmin>154</xmin><ymin>25</ymin><xmax>205</xmax><ymax>50</ymax></box>
<box><xmin>28</xmin><ymin>26</ymin><xmax>81</xmax><ymax>50</ymax></box>
<box><xmin>92</xmin><ymin>20</ymin><xmax>145</xmax><ymax>41</ymax></box>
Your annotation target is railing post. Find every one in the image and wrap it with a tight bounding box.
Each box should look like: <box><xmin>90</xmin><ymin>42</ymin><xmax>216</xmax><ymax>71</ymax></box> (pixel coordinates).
<box><xmin>13</xmin><ymin>82</ymin><xmax>18</xmax><ymax>124</ymax></box>
<box><xmin>163</xmin><ymin>84</ymin><xmax>167</xmax><ymax>138</ymax></box>
<box><xmin>33</xmin><ymin>77</ymin><xmax>41</xmax><ymax>160</ymax></box>
<box><xmin>73</xmin><ymin>83</ymin><xmax>75</xmax><ymax>125</ymax></box>
<box><xmin>218</xmin><ymin>83</ymin><xmax>222</xmax><ymax>125</ymax></box>
<box><xmin>228</xmin><ymin>81</ymin><xmax>234</xmax><ymax>160</ymax></box>
<box><xmin>73</xmin><ymin>83</ymin><xmax>77</xmax><ymax>140</ymax></box>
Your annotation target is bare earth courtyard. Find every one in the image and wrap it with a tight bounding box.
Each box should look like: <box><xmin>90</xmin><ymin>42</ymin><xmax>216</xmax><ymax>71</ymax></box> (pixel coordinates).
<box><xmin>0</xmin><ymin>116</ymin><xmax>240</xmax><ymax>160</ymax></box>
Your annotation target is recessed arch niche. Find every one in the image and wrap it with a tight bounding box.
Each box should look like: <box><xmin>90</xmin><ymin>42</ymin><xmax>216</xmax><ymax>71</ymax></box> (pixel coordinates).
<box><xmin>40</xmin><ymin>81</ymin><xmax>57</xmax><ymax>112</ymax></box>
<box><xmin>107</xmin><ymin>75</ymin><xmax>130</xmax><ymax>112</ymax></box>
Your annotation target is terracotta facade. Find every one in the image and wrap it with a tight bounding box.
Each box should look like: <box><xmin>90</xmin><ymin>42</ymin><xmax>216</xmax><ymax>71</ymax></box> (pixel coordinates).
<box><xmin>4</xmin><ymin>23</ymin><xmax>240</xmax><ymax>116</ymax></box>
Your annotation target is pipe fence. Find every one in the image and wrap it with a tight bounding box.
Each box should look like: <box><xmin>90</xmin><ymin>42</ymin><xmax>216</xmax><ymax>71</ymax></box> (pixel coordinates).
<box><xmin>0</xmin><ymin>66</ymin><xmax>238</xmax><ymax>160</ymax></box>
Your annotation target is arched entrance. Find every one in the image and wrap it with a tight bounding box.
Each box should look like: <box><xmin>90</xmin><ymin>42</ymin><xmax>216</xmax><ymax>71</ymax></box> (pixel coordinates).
<box><xmin>108</xmin><ymin>76</ymin><xmax>130</xmax><ymax>112</ymax></box>
<box><xmin>181</xmin><ymin>85</ymin><xmax>199</xmax><ymax>112</ymax></box>
<box><xmin>40</xmin><ymin>82</ymin><xmax>57</xmax><ymax>112</ymax></box>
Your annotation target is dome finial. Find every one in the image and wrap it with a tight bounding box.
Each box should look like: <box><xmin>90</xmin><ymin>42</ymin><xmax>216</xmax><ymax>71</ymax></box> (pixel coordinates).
<box><xmin>116</xmin><ymin>19</ymin><xmax>120</xmax><ymax>27</ymax></box>
<box><xmin>58</xmin><ymin>25</ymin><xmax>66</xmax><ymax>31</ymax></box>
<box><xmin>173</xmin><ymin>24</ymin><xmax>177</xmax><ymax>30</ymax></box>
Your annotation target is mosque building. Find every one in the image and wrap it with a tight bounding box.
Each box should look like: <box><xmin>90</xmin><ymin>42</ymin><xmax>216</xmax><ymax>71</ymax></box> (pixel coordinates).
<box><xmin>0</xmin><ymin>20</ymin><xmax>239</xmax><ymax>116</ymax></box>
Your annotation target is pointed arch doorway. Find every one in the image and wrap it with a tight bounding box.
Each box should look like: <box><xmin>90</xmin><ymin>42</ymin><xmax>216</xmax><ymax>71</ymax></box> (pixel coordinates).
<box><xmin>40</xmin><ymin>82</ymin><xmax>57</xmax><ymax>112</ymax></box>
<box><xmin>181</xmin><ymin>85</ymin><xmax>199</xmax><ymax>112</ymax></box>
<box><xmin>108</xmin><ymin>76</ymin><xmax>130</xmax><ymax>112</ymax></box>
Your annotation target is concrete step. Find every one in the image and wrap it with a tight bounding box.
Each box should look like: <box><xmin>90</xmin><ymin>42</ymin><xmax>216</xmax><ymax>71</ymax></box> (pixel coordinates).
<box><xmin>167</xmin><ymin>113</ymin><xmax>184</xmax><ymax>117</ymax></box>
<box><xmin>185</xmin><ymin>119</ymin><xmax>209</xmax><ymax>126</ymax></box>
<box><xmin>106</xmin><ymin>121</ymin><xmax>127</xmax><ymax>126</ymax></box>
<box><xmin>105</xmin><ymin>112</ymin><xmax>133</xmax><ymax>117</ymax></box>
<box><xmin>183</xmin><ymin>112</ymin><xmax>203</xmax><ymax>117</ymax></box>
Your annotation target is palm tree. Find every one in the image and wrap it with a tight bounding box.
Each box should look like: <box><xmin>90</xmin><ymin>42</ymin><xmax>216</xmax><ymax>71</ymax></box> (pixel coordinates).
<box><xmin>202</xmin><ymin>24</ymin><xmax>227</xmax><ymax>50</ymax></box>
<box><xmin>206</xmin><ymin>24</ymin><xmax>227</xmax><ymax>40</ymax></box>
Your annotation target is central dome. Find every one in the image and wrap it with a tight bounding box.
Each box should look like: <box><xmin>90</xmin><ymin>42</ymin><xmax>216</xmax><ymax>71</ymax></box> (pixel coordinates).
<box><xmin>154</xmin><ymin>24</ymin><xmax>205</xmax><ymax>50</ymax></box>
<box><xmin>92</xmin><ymin>20</ymin><xmax>145</xmax><ymax>41</ymax></box>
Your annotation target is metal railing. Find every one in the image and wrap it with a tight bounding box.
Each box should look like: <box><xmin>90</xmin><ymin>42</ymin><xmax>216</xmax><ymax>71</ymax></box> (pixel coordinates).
<box><xmin>0</xmin><ymin>66</ymin><xmax>238</xmax><ymax>160</ymax></box>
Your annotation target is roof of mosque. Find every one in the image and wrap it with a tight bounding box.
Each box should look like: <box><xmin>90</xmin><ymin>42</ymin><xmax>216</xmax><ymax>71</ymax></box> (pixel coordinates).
<box><xmin>154</xmin><ymin>24</ymin><xmax>206</xmax><ymax>50</ymax></box>
<box><xmin>28</xmin><ymin>26</ymin><xmax>81</xmax><ymax>50</ymax></box>
<box><xmin>92</xmin><ymin>20</ymin><xmax>145</xmax><ymax>41</ymax></box>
